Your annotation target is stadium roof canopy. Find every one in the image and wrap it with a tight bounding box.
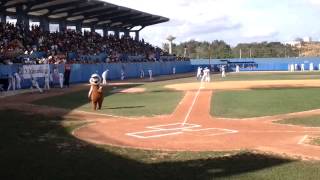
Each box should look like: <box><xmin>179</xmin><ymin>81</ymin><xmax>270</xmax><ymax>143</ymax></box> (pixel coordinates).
<box><xmin>0</xmin><ymin>0</ymin><xmax>169</xmax><ymax>30</ymax></box>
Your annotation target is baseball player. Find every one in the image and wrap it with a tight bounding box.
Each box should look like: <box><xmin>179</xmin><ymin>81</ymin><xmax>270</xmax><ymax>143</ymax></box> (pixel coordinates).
<box><xmin>221</xmin><ymin>65</ymin><xmax>226</xmax><ymax>78</ymax></box>
<box><xmin>59</xmin><ymin>73</ymin><xmax>64</xmax><ymax>88</ymax></box>
<box><xmin>301</xmin><ymin>64</ymin><xmax>305</xmax><ymax>71</ymax></box>
<box><xmin>140</xmin><ymin>68</ymin><xmax>145</xmax><ymax>78</ymax></box>
<box><xmin>102</xmin><ymin>69</ymin><xmax>109</xmax><ymax>85</ymax></box>
<box><xmin>49</xmin><ymin>71</ymin><xmax>54</xmax><ymax>87</ymax></box>
<box><xmin>205</xmin><ymin>67</ymin><xmax>211</xmax><ymax>82</ymax></box>
<box><xmin>148</xmin><ymin>69</ymin><xmax>153</xmax><ymax>80</ymax></box>
<box><xmin>14</xmin><ymin>72</ymin><xmax>21</xmax><ymax>89</ymax></box>
<box><xmin>196</xmin><ymin>66</ymin><xmax>202</xmax><ymax>80</ymax></box>
<box><xmin>120</xmin><ymin>69</ymin><xmax>125</xmax><ymax>80</ymax></box>
<box><xmin>44</xmin><ymin>71</ymin><xmax>50</xmax><ymax>90</ymax></box>
<box><xmin>30</xmin><ymin>75</ymin><xmax>43</xmax><ymax>93</ymax></box>
<box><xmin>290</xmin><ymin>64</ymin><xmax>294</xmax><ymax>72</ymax></box>
<box><xmin>310</xmin><ymin>63</ymin><xmax>314</xmax><ymax>71</ymax></box>
<box><xmin>7</xmin><ymin>74</ymin><xmax>15</xmax><ymax>91</ymax></box>
<box><xmin>173</xmin><ymin>67</ymin><xmax>176</xmax><ymax>75</ymax></box>
<box><xmin>236</xmin><ymin>64</ymin><xmax>240</xmax><ymax>73</ymax></box>
<box><xmin>201</xmin><ymin>67</ymin><xmax>209</xmax><ymax>82</ymax></box>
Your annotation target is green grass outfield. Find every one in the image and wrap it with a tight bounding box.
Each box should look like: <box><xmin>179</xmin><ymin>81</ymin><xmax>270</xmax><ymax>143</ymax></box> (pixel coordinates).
<box><xmin>212</xmin><ymin>88</ymin><xmax>320</xmax><ymax>118</ymax></box>
<box><xmin>34</xmin><ymin>71</ymin><xmax>320</xmax><ymax>117</ymax></box>
<box><xmin>2</xmin><ymin>109</ymin><xmax>320</xmax><ymax>180</ymax></box>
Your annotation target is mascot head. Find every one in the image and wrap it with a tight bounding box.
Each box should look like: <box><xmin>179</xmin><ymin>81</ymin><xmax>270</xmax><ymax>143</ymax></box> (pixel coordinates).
<box><xmin>89</xmin><ymin>73</ymin><xmax>101</xmax><ymax>85</ymax></box>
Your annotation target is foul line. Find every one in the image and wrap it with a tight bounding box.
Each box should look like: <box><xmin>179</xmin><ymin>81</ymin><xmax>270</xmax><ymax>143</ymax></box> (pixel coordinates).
<box><xmin>298</xmin><ymin>135</ymin><xmax>308</xmax><ymax>145</ymax></box>
<box><xmin>182</xmin><ymin>81</ymin><xmax>204</xmax><ymax>126</ymax></box>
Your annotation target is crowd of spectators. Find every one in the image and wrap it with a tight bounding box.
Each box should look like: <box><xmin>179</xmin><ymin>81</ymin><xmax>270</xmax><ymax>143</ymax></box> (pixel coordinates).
<box><xmin>0</xmin><ymin>22</ymin><xmax>188</xmax><ymax>65</ymax></box>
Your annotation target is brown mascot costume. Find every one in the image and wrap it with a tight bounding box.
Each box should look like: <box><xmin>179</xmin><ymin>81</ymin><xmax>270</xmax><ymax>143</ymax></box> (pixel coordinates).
<box><xmin>88</xmin><ymin>74</ymin><xmax>104</xmax><ymax>110</ymax></box>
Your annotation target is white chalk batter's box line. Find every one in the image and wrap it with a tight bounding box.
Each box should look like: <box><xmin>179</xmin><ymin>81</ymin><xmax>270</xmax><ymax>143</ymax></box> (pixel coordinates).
<box><xmin>126</xmin><ymin>122</ymin><xmax>238</xmax><ymax>139</ymax></box>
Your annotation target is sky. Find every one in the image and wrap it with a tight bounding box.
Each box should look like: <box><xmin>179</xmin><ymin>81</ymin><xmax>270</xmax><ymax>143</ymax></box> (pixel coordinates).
<box><xmin>105</xmin><ymin>0</ymin><xmax>320</xmax><ymax>47</ymax></box>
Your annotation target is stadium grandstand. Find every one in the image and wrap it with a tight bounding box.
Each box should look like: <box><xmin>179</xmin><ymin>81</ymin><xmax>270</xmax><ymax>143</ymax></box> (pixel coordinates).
<box><xmin>0</xmin><ymin>0</ymin><xmax>187</xmax><ymax>64</ymax></box>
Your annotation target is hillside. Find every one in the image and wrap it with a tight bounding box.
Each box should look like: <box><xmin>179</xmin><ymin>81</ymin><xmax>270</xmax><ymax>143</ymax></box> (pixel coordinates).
<box><xmin>300</xmin><ymin>42</ymin><xmax>320</xmax><ymax>57</ymax></box>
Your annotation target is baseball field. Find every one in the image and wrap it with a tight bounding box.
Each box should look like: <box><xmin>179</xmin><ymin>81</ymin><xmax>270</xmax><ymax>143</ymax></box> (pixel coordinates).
<box><xmin>2</xmin><ymin>71</ymin><xmax>320</xmax><ymax>179</ymax></box>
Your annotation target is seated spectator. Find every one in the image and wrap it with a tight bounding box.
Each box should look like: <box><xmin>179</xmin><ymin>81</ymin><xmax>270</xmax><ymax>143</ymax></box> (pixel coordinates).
<box><xmin>0</xmin><ymin>22</ymin><xmax>181</xmax><ymax>64</ymax></box>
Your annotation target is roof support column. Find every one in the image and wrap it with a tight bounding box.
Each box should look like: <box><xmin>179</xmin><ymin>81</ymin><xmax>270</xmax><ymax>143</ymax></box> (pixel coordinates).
<box><xmin>40</xmin><ymin>17</ymin><xmax>49</xmax><ymax>32</ymax></box>
<box><xmin>115</xmin><ymin>30</ymin><xmax>119</xmax><ymax>38</ymax></box>
<box><xmin>135</xmin><ymin>31</ymin><xmax>139</xmax><ymax>41</ymax></box>
<box><xmin>90</xmin><ymin>25</ymin><xmax>95</xmax><ymax>32</ymax></box>
<box><xmin>76</xmin><ymin>22</ymin><xmax>82</xmax><ymax>33</ymax></box>
<box><xmin>16</xmin><ymin>5</ymin><xmax>29</xmax><ymax>30</ymax></box>
<box><xmin>59</xmin><ymin>21</ymin><xmax>66</xmax><ymax>32</ymax></box>
<box><xmin>0</xmin><ymin>14</ymin><xmax>5</xmax><ymax>23</ymax></box>
<box><xmin>124</xmin><ymin>30</ymin><xmax>129</xmax><ymax>37</ymax></box>
<box><xmin>103</xmin><ymin>28</ymin><xmax>109</xmax><ymax>37</ymax></box>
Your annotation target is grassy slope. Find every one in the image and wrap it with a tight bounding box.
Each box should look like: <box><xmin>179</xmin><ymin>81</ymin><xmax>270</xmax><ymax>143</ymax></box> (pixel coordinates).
<box><xmin>212</xmin><ymin>88</ymin><xmax>320</xmax><ymax>118</ymax></box>
<box><xmin>2</xmin><ymin>109</ymin><xmax>320</xmax><ymax>180</ymax></box>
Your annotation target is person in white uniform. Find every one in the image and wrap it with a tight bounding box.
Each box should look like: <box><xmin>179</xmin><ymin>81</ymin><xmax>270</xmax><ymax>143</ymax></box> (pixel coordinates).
<box><xmin>7</xmin><ymin>74</ymin><xmax>15</xmax><ymax>91</ymax></box>
<box><xmin>173</xmin><ymin>67</ymin><xmax>176</xmax><ymax>75</ymax></box>
<box><xmin>120</xmin><ymin>69</ymin><xmax>125</xmax><ymax>80</ymax></box>
<box><xmin>102</xmin><ymin>69</ymin><xmax>109</xmax><ymax>85</ymax></box>
<box><xmin>221</xmin><ymin>65</ymin><xmax>226</xmax><ymax>78</ymax></box>
<box><xmin>148</xmin><ymin>69</ymin><xmax>153</xmax><ymax>80</ymax></box>
<box><xmin>196</xmin><ymin>67</ymin><xmax>202</xmax><ymax>80</ymax></box>
<box><xmin>44</xmin><ymin>71</ymin><xmax>50</xmax><ymax>90</ymax></box>
<box><xmin>59</xmin><ymin>73</ymin><xmax>64</xmax><ymax>88</ymax></box>
<box><xmin>30</xmin><ymin>75</ymin><xmax>43</xmax><ymax>93</ymax></box>
<box><xmin>140</xmin><ymin>68</ymin><xmax>145</xmax><ymax>78</ymax></box>
<box><xmin>290</xmin><ymin>64</ymin><xmax>294</xmax><ymax>72</ymax></box>
<box><xmin>301</xmin><ymin>64</ymin><xmax>305</xmax><ymax>71</ymax></box>
<box><xmin>236</xmin><ymin>65</ymin><xmax>240</xmax><ymax>73</ymax></box>
<box><xmin>309</xmin><ymin>63</ymin><xmax>314</xmax><ymax>71</ymax></box>
<box><xmin>14</xmin><ymin>72</ymin><xmax>21</xmax><ymax>89</ymax></box>
<box><xmin>205</xmin><ymin>67</ymin><xmax>211</xmax><ymax>82</ymax></box>
<box><xmin>201</xmin><ymin>67</ymin><xmax>210</xmax><ymax>82</ymax></box>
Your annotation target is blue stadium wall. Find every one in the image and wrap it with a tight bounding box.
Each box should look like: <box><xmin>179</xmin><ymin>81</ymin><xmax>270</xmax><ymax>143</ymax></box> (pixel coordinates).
<box><xmin>0</xmin><ymin>61</ymin><xmax>193</xmax><ymax>88</ymax></box>
<box><xmin>191</xmin><ymin>57</ymin><xmax>320</xmax><ymax>71</ymax></box>
<box><xmin>3</xmin><ymin>57</ymin><xmax>320</xmax><ymax>89</ymax></box>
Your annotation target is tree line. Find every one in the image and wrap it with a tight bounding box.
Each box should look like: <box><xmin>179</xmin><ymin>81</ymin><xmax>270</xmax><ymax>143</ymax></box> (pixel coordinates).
<box><xmin>163</xmin><ymin>40</ymin><xmax>299</xmax><ymax>59</ymax></box>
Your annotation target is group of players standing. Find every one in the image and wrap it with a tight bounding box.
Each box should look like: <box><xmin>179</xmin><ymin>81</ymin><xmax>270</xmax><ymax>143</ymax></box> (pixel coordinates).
<box><xmin>4</xmin><ymin>64</ymin><xmax>71</xmax><ymax>93</ymax></box>
<box><xmin>196</xmin><ymin>65</ymin><xmax>226</xmax><ymax>82</ymax></box>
